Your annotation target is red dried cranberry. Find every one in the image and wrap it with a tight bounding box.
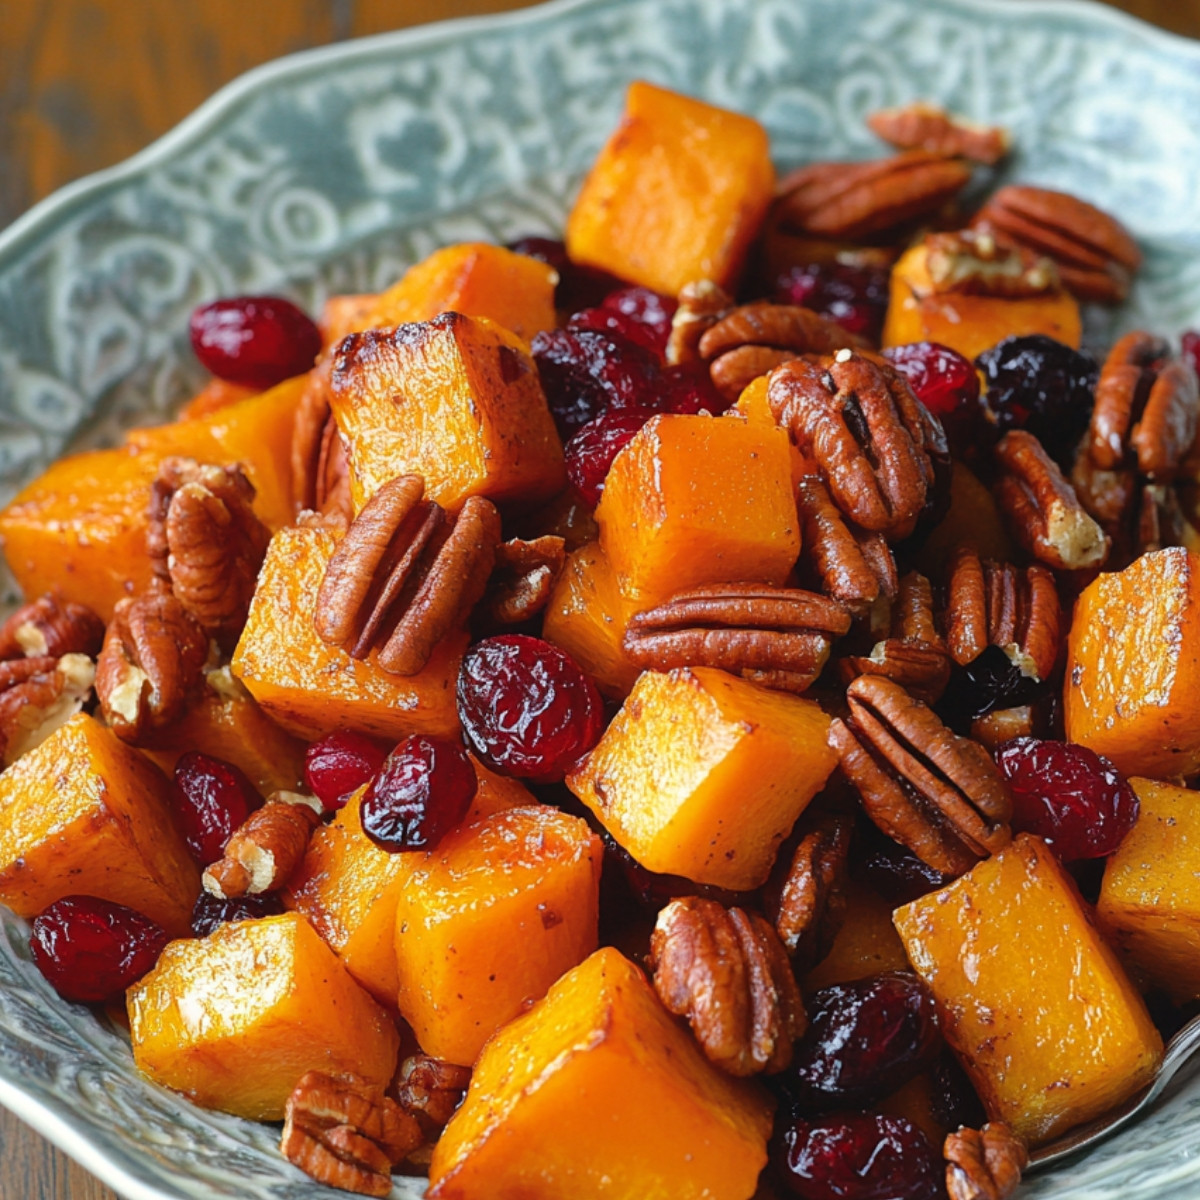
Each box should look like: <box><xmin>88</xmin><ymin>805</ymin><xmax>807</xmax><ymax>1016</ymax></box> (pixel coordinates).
<box><xmin>191</xmin><ymin>891</ymin><xmax>284</xmax><ymax>937</ymax></box>
<box><xmin>600</xmin><ymin>286</ymin><xmax>677</xmax><ymax>357</ymax></box>
<box><xmin>775</xmin><ymin>262</ymin><xmax>890</xmax><ymax>344</ymax></box>
<box><xmin>658</xmin><ymin>361</ymin><xmax>729</xmax><ymax>415</ymax></box>
<box><xmin>995</xmin><ymin>737</ymin><xmax>1139</xmax><ymax>860</ymax></box>
<box><xmin>785</xmin><ymin>971</ymin><xmax>940</xmax><ymax>1110</ymax></box>
<box><xmin>938</xmin><ymin>644</ymin><xmax>1046</xmax><ymax>723</ymax></box>
<box><xmin>504</xmin><ymin>236</ymin><xmax>616</xmax><ymax>311</ymax></box>
<box><xmin>565</xmin><ymin>407</ymin><xmax>656</xmax><ymax>507</ymax></box>
<box><xmin>457</xmin><ymin>635</ymin><xmax>605</xmax><ymax>782</ymax></box>
<box><xmin>304</xmin><ymin>730</ymin><xmax>391</xmax><ymax>812</ymax></box>
<box><xmin>30</xmin><ymin>896</ymin><xmax>168</xmax><ymax>1004</ymax></box>
<box><xmin>884</xmin><ymin>341</ymin><xmax>987</xmax><ymax>456</ymax></box>
<box><xmin>568</xmin><ymin>306</ymin><xmax>666</xmax><ymax>357</ymax></box>
<box><xmin>1183</xmin><ymin>331</ymin><xmax>1200</xmax><ymax>378</ymax></box>
<box><xmin>774</xmin><ymin>1112</ymin><xmax>943</xmax><ymax>1200</ymax></box>
<box><xmin>189</xmin><ymin>295</ymin><xmax>321</xmax><ymax>390</ymax></box>
<box><xmin>860</xmin><ymin>843</ymin><xmax>955</xmax><ymax>907</ymax></box>
<box><xmin>929</xmin><ymin>1048</ymin><xmax>987</xmax><ymax>1133</ymax></box>
<box><xmin>173</xmin><ymin>752</ymin><xmax>263</xmax><ymax>867</ymax></box>
<box><xmin>360</xmin><ymin>735</ymin><xmax>477</xmax><ymax>852</ymax></box>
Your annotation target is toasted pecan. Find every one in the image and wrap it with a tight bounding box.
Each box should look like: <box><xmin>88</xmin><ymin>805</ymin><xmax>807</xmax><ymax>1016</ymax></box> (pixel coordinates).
<box><xmin>0</xmin><ymin>653</ymin><xmax>94</xmax><ymax>766</ymax></box>
<box><xmin>478</xmin><ymin>535</ymin><xmax>566</xmax><ymax>629</ymax></box>
<box><xmin>665</xmin><ymin>279</ymin><xmax>734</xmax><ymax>366</ymax></box>
<box><xmin>867</xmin><ymin>101</ymin><xmax>1009</xmax><ymax>165</ymax></box>
<box><xmin>945</xmin><ymin>1122</ymin><xmax>1028</xmax><ymax>1200</ymax></box>
<box><xmin>923</xmin><ymin>229</ymin><xmax>1059</xmax><ymax>298</ymax></box>
<box><xmin>203</xmin><ymin>791</ymin><xmax>323</xmax><ymax>895</ymax></box>
<box><xmin>0</xmin><ymin>593</ymin><xmax>104</xmax><ymax>662</ymax></box>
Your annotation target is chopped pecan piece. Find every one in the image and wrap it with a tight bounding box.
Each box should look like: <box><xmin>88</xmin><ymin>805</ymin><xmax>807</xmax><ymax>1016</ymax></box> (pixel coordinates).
<box><xmin>649</xmin><ymin>896</ymin><xmax>805</xmax><ymax>1077</ymax></box>
<box><xmin>623</xmin><ymin>583</ymin><xmax>851</xmax><ymax>694</ymax></box>
<box><xmin>95</xmin><ymin>587</ymin><xmax>208</xmax><ymax>743</ymax></box>
<box><xmin>0</xmin><ymin>593</ymin><xmax>104</xmax><ymax>661</ymax></box>
<box><xmin>478</xmin><ymin>535</ymin><xmax>566</xmax><ymax>629</ymax></box>
<box><xmin>923</xmin><ymin>230</ymin><xmax>1058</xmax><ymax>298</ymax></box>
<box><xmin>281</xmin><ymin>1070</ymin><xmax>422</xmax><ymax>1198</ymax></box>
<box><xmin>972</xmin><ymin>184</ymin><xmax>1142</xmax><ymax>303</ymax></box>
<box><xmin>665</xmin><ymin>279</ymin><xmax>733</xmax><ymax>366</ymax></box>
<box><xmin>315</xmin><ymin>474</ymin><xmax>502</xmax><ymax>676</ymax></box>
<box><xmin>970</xmin><ymin>706</ymin><xmax>1036</xmax><ymax>752</ymax></box>
<box><xmin>944</xmin><ymin>1122</ymin><xmax>1028</xmax><ymax>1200</ymax></box>
<box><xmin>829</xmin><ymin>675</ymin><xmax>1012</xmax><ymax>876</ymax></box>
<box><xmin>395</xmin><ymin>1054</ymin><xmax>471</xmax><ymax>1140</ymax></box>
<box><xmin>291</xmin><ymin>359</ymin><xmax>354</xmax><ymax>522</ymax></box>
<box><xmin>0</xmin><ymin>653</ymin><xmax>95</xmax><ymax>766</ymax></box>
<box><xmin>994</xmin><ymin>431</ymin><xmax>1108</xmax><ymax>570</ymax></box>
<box><xmin>768</xmin><ymin>351</ymin><xmax>936</xmax><ymax>540</ymax></box>
<box><xmin>1136</xmin><ymin>482</ymin><xmax>1187</xmax><ymax>555</ymax></box>
<box><xmin>867</xmin><ymin>101</ymin><xmax>1010</xmax><ymax>165</ymax></box>
<box><xmin>203</xmin><ymin>791</ymin><xmax>323</xmax><ymax>895</ymax></box>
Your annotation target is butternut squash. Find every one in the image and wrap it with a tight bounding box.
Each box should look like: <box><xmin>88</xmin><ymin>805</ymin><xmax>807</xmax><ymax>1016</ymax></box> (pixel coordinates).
<box><xmin>802</xmin><ymin>886</ymin><xmax>910</xmax><ymax>992</ymax></box>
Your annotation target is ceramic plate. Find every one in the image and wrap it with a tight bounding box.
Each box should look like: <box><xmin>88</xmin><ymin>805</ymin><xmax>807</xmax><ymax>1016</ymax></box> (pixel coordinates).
<box><xmin>1</xmin><ymin>0</ymin><xmax>1199</xmax><ymax>1196</ymax></box>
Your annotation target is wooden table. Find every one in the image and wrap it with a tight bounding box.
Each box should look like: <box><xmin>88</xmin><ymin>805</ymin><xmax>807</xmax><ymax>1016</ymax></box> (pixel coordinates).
<box><xmin>0</xmin><ymin>0</ymin><xmax>1197</xmax><ymax>1196</ymax></box>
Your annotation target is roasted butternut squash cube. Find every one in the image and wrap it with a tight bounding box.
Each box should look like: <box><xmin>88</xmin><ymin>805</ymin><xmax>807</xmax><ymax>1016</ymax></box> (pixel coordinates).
<box><xmin>596</xmin><ymin>413</ymin><xmax>800</xmax><ymax>604</ymax></box>
<box><xmin>1098</xmin><ymin>778</ymin><xmax>1200</xmax><ymax>1001</ymax></box>
<box><xmin>0</xmin><ymin>713</ymin><xmax>198</xmax><ymax>936</ymax></box>
<box><xmin>542</xmin><ymin>540</ymin><xmax>641</xmax><ymax>699</ymax></box>
<box><xmin>329</xmin><ymin>313</ymin><xmax>565</xmax><ymax>513</ymax></box>
<box><xmin>915</xmin><ymin>461</ymin><xmax>1017</xmax><ymax>578</ymax></box>
<box><xmin>283</xmin><ymin>762</ymin><xmax>529</xmax><ymax>1005</ymax></box>
<box><xmin>231</xmin><ymin>525</ymin><xmax>463</xmax><ymax>741</ymax></box>
<box><xmin>802</xmin><ymin>886</ymin><xmax>909</xmax><ymax>992</ymax></box>
<box><xmin>732</xmin><ymin>378</ymin><xmax>812</xmax><ymax>489</ymax></box>
<box><xmin>362</xmin><ymin>243</ymin><xmax>557</xmax><ymax>344</ymax></box>
<box><xmin>395</xmin><ymin>804</ymin><xmax>602</xmax><ymax>1066</ymax></box>
<box><xmin>568</xmin><ymin>667</ymin><xmax>836</xmax><ymax>890</ymax></box>
<box><xmin>566</xmin><ymin>81</ymin><xmax>774</xmax><ymax>296</ymax></box>
<box><xmin>877</xmin><ymin>1071</ymin><xmax>949</xmax><ymax>1150</ymax></box>
<box><xmin>1065</xmin><ymin>547</ymin><xmax>1200</xmax><ymax>777</ymax></box>
<box><xmin>127</xmin><ymin>913</ymin><xmax>399</xmax><ymax>1121</ymax></box>
<box><xmin>894</xmin><ymin>834</ymin><xmax>1162</xmax><ymax>1145</ymax></box>
<box><xmin>178</xmin><ymin>378</ymin><xmax>255</xmax><ymax>419</ymax></box>
<box><xmin>427</xmin><ymin>946</ymin><xmax>774</xmax><ymax>1200</ymax></box>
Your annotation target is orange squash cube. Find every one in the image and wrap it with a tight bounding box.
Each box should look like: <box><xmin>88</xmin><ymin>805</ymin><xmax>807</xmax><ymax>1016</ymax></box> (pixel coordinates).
<box><xmin>127</xmin><ymin>913</ymin><xmax>399</xmax><ymax>1121</ymax></box>
<box><xmin>329</xmin><ymin>313</ymin><xmax>565</xmax><ymax>513</ymax></box>
<box><xmin>1065</xmin><ymin>547</ymin><xmax>1200</xmax><ymax>777</ymax></box>
<box><xmin>178</xmin><ymin>378</ymin><xmax>256</xmax><ymax>419</ymax></box>
<box><xmin>428</xmin><ymin>946</ymin><xmax>774</xmax><ymax>1200</ymax></box>
<box><xmin>0</xmin><ymin>713</ymin><xmax>198</xmax><ymax>936</ymax></box>
<box><xmin>915</xmin><ymin>460</ymin><xmax>1017</xmax><ymax>578</ymax></box>
<box><xmin>566</xmin><ymin>81</ymin><xmax>774</xmax><ymax>295</ymax></box>
<box><xmin>732</xmin><ymin>377</ymin><xmax>812</xmax><ymax>488</ymax></box>
<box><xmin>596</xmin><ymin>412</ymin><xmax>800</xmax><ymax>605</ymax></box>
<box><xmin>231</xmin><ymin>525</ymin><xmax>463</xmax><ymax>741</ymax></box>
<box><xmin>568</xmin><ymin>667</ymin><xmax>836</xmax><ymax>890</ymax></box>
<box><xmin>894</xmin><ymin>834</ymin><xmax>1162</xmax><ymax>1145</ymax></box>
<box><xmin>1098</xmin><ymin>778</ymin><xmax>1200</xmax><ymax>1002</ymax></box>
<box><xmin>395</xmin><ymin>805</ymin><xmax>602</xmax><ymax>1066</ymax></box>
<box><xmin>802</xmin><ymin>886</ymin><xmax>910</xmax><ymax>993</ymax></box>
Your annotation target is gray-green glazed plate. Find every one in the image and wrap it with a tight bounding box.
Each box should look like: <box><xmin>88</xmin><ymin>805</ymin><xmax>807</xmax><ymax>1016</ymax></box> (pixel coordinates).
<box><xmin>1</xmin><ymin>0</ymin><xmax>1199</xmax><ymax>1196</ymax></box>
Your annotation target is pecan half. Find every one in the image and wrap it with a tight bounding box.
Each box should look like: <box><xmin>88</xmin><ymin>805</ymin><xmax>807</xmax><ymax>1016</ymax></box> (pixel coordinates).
<box><xmin>395</xmin><ymin>1054</ymin><xmax>471</xmax><ymax>1141</ymax></box>
<box><xmin>775</xmin><ymin>151</ymin><xmax>972</xmax><ymax>241</ymax></box>
<box><xmin>0</xmin><ymin>593</ymin><xmax>104</xmax><ymax>661</ymax></box>
<box><xmin>923</xmin><ymin>230</ymin><xmax>1058</xmax><ymax>299</ymax></box>
<box><xmin>665</xmin><ymin>279</ymin><xmax>733</xmax><ymax>366</ymax></box>
<box><xmin>0</xmin><ymin>653</ymin><xmax>95</xmax><ymax>766</ymax></box>
<box><xmin>768</xmin><ymin>351</ymin><xmax>935</xmax><ymax>540</ymax></box>
<box><xmin>649</xmin><ymin>896</ymin><xmax>805</xmax><ymax>1076</ymax></box>
<box><xmin>281</xmin><ymin>1070</ymin><xmax>422</xmax><ymax>1198</ymax></box>
<box><xmin>829</xmin><ymin>675</ymin><xmax>1012</xmax><ymax>876</ymax></box>
<box><xmin>478</xmin><ymin>535</ymin><xmax>566</xmax><ymax>629</ymax></box>
<box><xmin>623</xmin><ymin>583</ymin><xmax>851</xmax><ymax>694</ymax></box>
<box><xmin>203</xmin><ymin>791</ymin><xmax>323</xmax><ymax>894</ymax></box>
<box><xmin>972</xmin><ymin>184</ymin><xmax>1141</xmax><ymax>303</ymax></box>
<box><xmin>944</xmin><ymin>1122</ymin><xmax>1028</xmax><ymax>1200</ymax></box>
<box><xmin>315</xmin><ymin>475</ymin><xmax>501</xmax><ymax>676</ymax></box>
<box><xmin>971</xmin><ymin>706</ymin><xmax>1036</xmax><ymax>752</ymax></box>
<box><xmin>994</xmin><ymin>431</ymin><xmax>1108</xmax><ymax>570</ymax></box>
<box><xmin>95</xmin><ymin>588</ymin><xmax>208</xmax><ymax>743</ymax></box>
<box><xmin>1137</xmin><ymin>483</ymin><xmax>1187</xmax><ymax>556</ymax></box>
<box><xmin>867</xmin><ymin>101</ymin><xmax>1009</xmax><ymax>165</ymax></box>
<box><xmin>944</xmin><ymin>548</ymin><xmax>1061</xmax><ymax>682</ymax></box>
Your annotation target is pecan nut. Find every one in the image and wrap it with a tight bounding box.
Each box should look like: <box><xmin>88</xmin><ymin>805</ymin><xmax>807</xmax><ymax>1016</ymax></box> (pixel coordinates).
<box><xmin>281</xmin><ymin>1070</ymin><xmax>422</xmax><ymax>1198</ymax></box>
<box><xmin>0</xmin><ymin>653</ymin><xmax>95</xmax><ymax>766</ymax></box>
<box><xmin>395</xmin><ymin>1054</ymin><xmax>471</xmax><ymax>1140</ymax></box>
<box><xmin>829</xmin><ymin>675</ymin><xmax>1012</xmax><ymax>876</ymax></box>
<box><xmin>95</xmin><ymin>588</ymin><xmax>208</xmax><ymax>743</ymax></box>
<box><xmin>665</xmin><ymin>279</ymin><xmax>733</xmax><ymax>366</ymax></box>
<box><xmin>649</xmin><ymin>896</ymin><xmax>806</xmax><ymax>1077</ymax></box>
<box><xmin>291</xmin><ymin>359</ymin><xmax>353</xmax><ymax>522</ymax></box>
<box><xmin>922</xmin><ymin>230</ymin><xmax>1058</xmax><ymax>299</ymax></box>
<box><xmin>867</xmin><ymin>101</ymin><xmax>1010</xmax><ymax>165</ymax></box>
<box><xmin>944</xmin><ymin>1122</ymin><xmax>1028</xmax><ymax>1200</ymax></box>
<box><xmin>994</xmin><ymin>431</ymin><xmax>1108</xmax><ymax>570</ymax></box>
<box><xmin>315</xmin><ymin>474</ymin><xmax>502</xmax><ymax>676</ymax></box>
<box><xmin>0</xmin><ymin>593</ymin><xmax>104</xmax><ymax>661</ymax></box>
<box><xmin>203</xmin><ymin>791</ymin><xmax>323</xmax><ymax>894</ymax></box>
<box><xmin>623</xmin><ymin>583</ymin><xmax>851</xmax><ymax>694</ymax></box>
<box><xmin>478</xmin><ymin>535</ymin><xmax>566</xmax><ymax>629</ymax></box>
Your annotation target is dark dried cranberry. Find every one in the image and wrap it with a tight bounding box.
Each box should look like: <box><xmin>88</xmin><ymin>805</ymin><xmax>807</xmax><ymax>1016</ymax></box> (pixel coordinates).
<box><xmin>774</xmin><ymin>1112</ymin><xmax>943</xmax><ymax>1200</ymax></box>
<box><xmin>860</xmin><ymin>843</ymin><xmax>954</xmax><ymax>907</ymax></box>
<box><xmin>775</xmin><ymin>262</ymin><xmax>890</xmax><ymax>344</ymax></box>
<box><xmin>30</xmin><ymin>896</ymin><xmax>167</xmax><ymax>1004</ymax></box>
<box><xmin>938</xmin><ymin>644</ymin><xmax>1046</xmax><ymax>724</ymax></box>
<box><xmin>190</xmin><ymin>891</ymin><xmax>284</xmax><ymax>937</ymax></box>
<box><xmin>976</xmin><ymin>334</ymin><xmax>1098</xmax><ymax>464</ymax></box>
<box><xmin>457</xmin><ymin>635</ymin><xmax>605</xmax><ymax>782</ymax></box>
<box><xmin>360</xmin><ymin>735</ymin><xmax>477</xmax><ymax>852</ymax></box>
<box><xmin>505</xmin><ymin>236</ymin><xmax>571</xmax><ymax>277</ymax></box>
<box><xmin>1183</xmin><ymin>331</ymin><xmax>1200</xmax><ymax>379</ymax></box>
<box><xmin>884</xmin><ymin>341</ymin><xmax>987</xmax><ymax>456</ymax></box>
<box><xmin>304</xmin><ymin>730</ymin><xmax>391</xmax><ymax>813</ymax></box>
<box><xmin>568</xmin><ymin>307</ymin><xmax>666</xmax><ymax>357</ymax></box>
<box><xmin>504</xmin><ymin>236</ymin><xmax>616</xmax><ymax>311</ymax></box>
<box><xmin>786</xmin><ymin>971</ymin><xmax>940</xmax><ymax>1110</ymax></box>
<box><xmin>601</xmin><ymin>286</ymin><xmax>677</xmax><ymax>357</ymax></box>
<box><xmin>565</xmin><ymin>407</ymin><xmax>656</xmax><ymax>507</ymax></box>
<box><xmin>173</xmin><ymin>752</ymin><xmax>263</xmax><ymax>867</ymax></box>
<box><xmin>658</xmin><ymin>361</ymin><xmax>729</xmax><ymax>415</ymax></box>
<box><xmin>930</xmin><ymin>1049</ymin><xmax>987</xmax><ymax>1131</ymax></box>
<box><xmin>189</xmin><ymin>295</ymin><xmax>321</xmax><ymax>390</ymax></box>
<box><xmin>995</xmin><ymin>737</ymin><xmax>1138</xmax><ymax>860</ymax></box>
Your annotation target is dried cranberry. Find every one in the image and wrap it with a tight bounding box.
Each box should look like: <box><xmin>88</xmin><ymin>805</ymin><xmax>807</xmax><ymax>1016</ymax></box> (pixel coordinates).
<box><xmin>191</xmin><ymin>891</ymin><xmax>284</xmax><ymax>937</ymax></box>
<box><xmin>304</xmin><ymin>730</ymin><xmax>391</xmax><ymax>812</ymax></box>
<box><xmin>884</xmin><ymin>341</ymin><xmax>987</xmax><ymax>456</ymax></box>
<box><xmin>30</xmin><ymin>896</ymin><xmax>167</xmax><ymax>1004</ymax></box>
<box><xmin>504</xmin><ymin>236</ymin><xmax>616</xmax><ymax>311</ymax></box>
<box><xmin>929</xmin><ymin>1049</ymin><xmax>987</xmax><ymax>1131</ymax></box>
<box><xmin>938</xmin><ymin>644</ymin><xmax>1046</xmax><ymax>724</ymax></box>
<box><xmin>658</xmin><ymin>361</ymin><xmax>729</xmax><ymax>415</ymax></box>
<box><xmin>189</xmin><ymin>295</ymin><xmax>321</xmax><ymax>390</ymax></box>
<box><xmin>774</xmin><ymin>1112</ymin><xmax>943</xmax><ymax>1200</ymax></box>
<box><xmin>786</xmin><ymin>971</ymin><xmax>940</xmax><ymax>1110</ymax></box>
<box><xmin>995</xmin><ymin>737</ymin><xmax>1139</xmax><ymax>860</ymax></box>
<box><xmin>173</xmin><ymin>752</ymin><xmax>263</xmax><ymax>867</ymax></box>
<box><xmin>775</xmin><ymin>262</ymin><xmax>890</xmax><ymax>344</ymax></box>
<box><xmin>860</xmin><ymin>842</ymin><xmax>954</xmax><ymax>907</ymax></box>
<box><xmin>565</xmin><ymin>407</ymin><xmax>656</xmax><ymax>507</ymax></box>
<box><xmin>975</xmin><ymin>334</ymin><xmax>1098</xmax><ymax>464</ymax></box>
<box><xmin>568</xmin><ymin>306</ymin><xmax>666</xmax><ymax>357</ymax></box>
<box><xmin>1183</xmin><ymin>331</ymin><xmax>1200</xmax><ymax>378</ymax></box>
<box><xmin>457</xmin><ymin>635</ymin><xmax>605</xmax><ymax>782</ymax></box>
<box><xmin>360</xmin><ymin>735</ymin><xmax>478</xmax><ymax>852</ymax></box>
<box><xmin>600</xmin><ymin>286</ymin><xmax>677</xmax><ymax>357</ymax></box>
